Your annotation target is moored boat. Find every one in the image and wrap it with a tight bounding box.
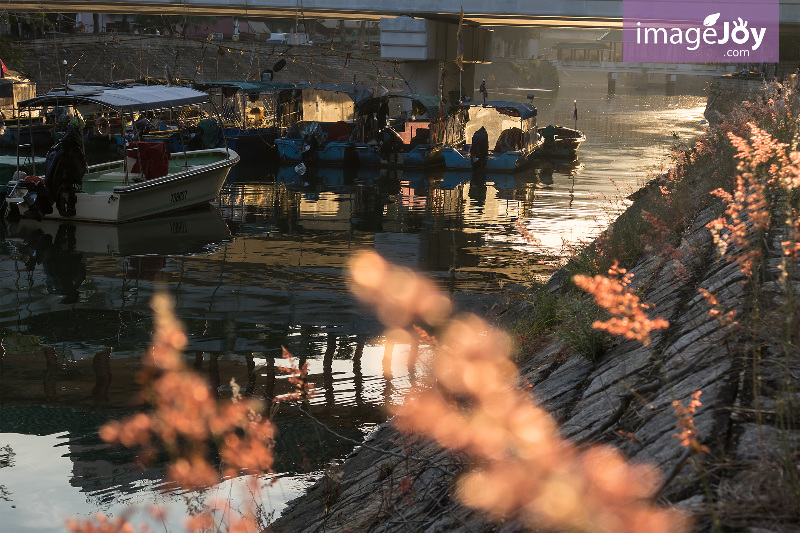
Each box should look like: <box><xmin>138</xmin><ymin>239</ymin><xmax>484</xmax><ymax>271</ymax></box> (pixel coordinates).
<box><xmin>350</xmin><ymin>93</ymin><xmax>445</xmax><ymax>168</ymax></box>
<box><xmin>535</xmin><ymin>125</ymin><xmax>585</xmax><ymax>160</ymax></box>
<box><xmin>191</xmin><ymin>80</ymin><xmax>296</xmax><ymax>161</ymax></box>
<box><xmin>2</xmin><ymin>85</ymin><xmax>239</xmax><ymax>223</ymax></box>
<box><xmin>440</xmin><ymin>101</ymin><xmax>542</xmax><ymax>172</ymax></box>
<box><xmin>273</xmin><ymin>83</ymin><xmax>373</xmax><ymax>165</ymax></box>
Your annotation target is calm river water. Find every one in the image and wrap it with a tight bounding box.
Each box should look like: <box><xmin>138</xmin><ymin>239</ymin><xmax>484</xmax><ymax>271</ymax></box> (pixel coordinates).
<box><xmin>0</xmin><ymin>79</ymin><xmax>707</xmax><ymax>532</ymax></box>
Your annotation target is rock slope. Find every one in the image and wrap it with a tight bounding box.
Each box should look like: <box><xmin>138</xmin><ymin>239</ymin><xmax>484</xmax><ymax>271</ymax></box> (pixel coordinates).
<box><xmin>273</xmin><ymin>169</ymin><xmax>800</xmax><ymax>531</ymax></box>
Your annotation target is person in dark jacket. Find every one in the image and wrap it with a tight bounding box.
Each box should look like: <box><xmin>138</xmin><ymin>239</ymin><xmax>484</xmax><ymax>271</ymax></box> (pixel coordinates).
<box><xmin>469</xmin><ymin>126</ymin><xmax>489</xmax><ymax>168</ymax></box>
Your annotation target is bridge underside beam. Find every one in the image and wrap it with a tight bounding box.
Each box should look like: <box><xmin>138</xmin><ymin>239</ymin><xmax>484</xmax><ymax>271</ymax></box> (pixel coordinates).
<box><xmin>5</xmin><ymin>0</ymin><xmax>623</xmax><ymax>27</ymax></box>
<box><xmin>7</xmin><ymin>0</ymin><xmax>800</xmax><ymax>29</ymax></box>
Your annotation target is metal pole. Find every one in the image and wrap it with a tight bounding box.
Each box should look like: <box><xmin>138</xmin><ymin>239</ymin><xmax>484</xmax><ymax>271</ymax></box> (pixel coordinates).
<box><xmin>573</xmin><ymin>99</ymin><xmax>578</xmax><ymax>131</ymax></box>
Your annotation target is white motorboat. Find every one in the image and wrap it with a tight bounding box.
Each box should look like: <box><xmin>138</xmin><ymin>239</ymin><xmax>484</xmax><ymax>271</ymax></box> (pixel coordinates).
<box><xmin>2</xmin><ymin>84</ymin><xmax>239</xmax><ymax>223</ymax></box>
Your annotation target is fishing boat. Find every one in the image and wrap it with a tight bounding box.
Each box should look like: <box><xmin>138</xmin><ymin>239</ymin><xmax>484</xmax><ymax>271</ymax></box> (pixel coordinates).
<box><xmin>2</xmin><ymin>84</ymin><xmax>239</xmax><ymax>223</ymax></box>
<box><xmin>274</xmin><ymin>83</ymin><xmax>374</xmax><ymax>165</ymax></box>
<box><xmin>535</xmin><ymin>125</ymin><xmax>585</xmax><ymax>160</ymax></box>
<box><xmin>440</xmin><ymin>101</ymin><xmax>542</xmax><ymax>172</ymax></box>
<box><xmin>349</xmin><ymin>93</ymin><xmax>444</xmax><ymax>168</ymax></box>
<box><xmin>191</xmin><ymin>80</ymin><xmax>296</xmax><ymax>161</ymax></box>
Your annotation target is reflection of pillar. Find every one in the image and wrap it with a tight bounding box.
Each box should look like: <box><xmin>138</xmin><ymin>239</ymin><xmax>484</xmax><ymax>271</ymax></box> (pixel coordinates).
<box><xmin>666</xmin><ymin>74</ymin><xmax>677</xmax><ymax>96</ymax></box>
<box><xmin>246</xmin><ymin>353</ymin><xmax>257</xmax><ymax>397</ymax></box>
<box><xmin>43</xmin><ymin>347</ymin><xmax>58</xmax><ymax>402</ymax></box>
<box><xmin>209</xmin><ymin>354</ymin><xmax>221</xmax><ymax>397</ymax></box>
<box><xmin>382</xmin><ymin>341</ymin><xmax>394</xmax><ymax>380</ymax></box>
<box><xmin>193</xmin><ymin>352</ymin><xmax>203</xmax><ymax>371</ymax></box>
<box><xmin>323</xmin><ymin>333</ymin><xmax>337</xmax><ymax>408</ymax></box>
<box><xmin>91</xmin><ymin>347</ymin><xmax>112</xmax><ymax>405</ymax></box>
<box><xmin>353</xmin><ymin>342</ymin><xmax>364</xmax><ymax>407</ymax></box>
<box><xmin>408</xmin><ymin>334</ymin><xmax>419</xmax><ymax>383</ymax></box>
<box><xmin>265</xmin><ymin>356</ymin><xmax>276</xmax><ymax>408</ymax></box>
<box><xmin>607</xmin><ymin>72</ymin><xmax>617</xmax><ymax>95</ymax></box>
<box><xmin>383</xmin><ymin>377</ymin><xmax>394</xmax><ymax>407</ymax></box>
<box><xmin>298</xmin><ymin>325</ymin><xmax>311</xmax><ymax>369</ymax></box>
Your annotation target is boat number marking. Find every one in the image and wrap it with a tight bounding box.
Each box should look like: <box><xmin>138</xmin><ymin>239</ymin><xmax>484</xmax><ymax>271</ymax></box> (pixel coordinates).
<box><xmin>170</xmin><ymin>221</ymin><xmax>188</xmax><ymax>234</ymax></box>
<box><xmin>170</xmin><ymin>190</ymin><xmax>188</xmax><ymax>203</ymax></box>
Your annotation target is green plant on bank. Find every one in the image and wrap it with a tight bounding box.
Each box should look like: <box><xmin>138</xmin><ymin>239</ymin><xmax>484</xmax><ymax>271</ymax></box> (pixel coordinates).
<box><xmin>511</xmin><ymin>287</ymin><xmax>560</xmax><ymax>356</ymax></box>
<box><xmin>555</xmin><ymin>294</ymin><xmax>614</xmax><ymax>362</ymax></box>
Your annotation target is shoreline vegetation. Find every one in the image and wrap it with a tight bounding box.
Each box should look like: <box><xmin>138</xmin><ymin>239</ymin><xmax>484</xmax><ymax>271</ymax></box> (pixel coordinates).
<box><xmin>3</xmin><ymin>50</ymin><xmax>790</xmax><ymax>530</ymax></box>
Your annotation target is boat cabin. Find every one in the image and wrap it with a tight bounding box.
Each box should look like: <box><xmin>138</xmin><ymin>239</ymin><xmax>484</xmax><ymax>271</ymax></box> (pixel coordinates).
<box><xmin>277</xmin><ymin>83</ymin><xmax>373</xmax><ymax>144</ymax></box>
<box><xmin>448</xmin><ymin>101</ymin><xmax>538</xmax><ymax>155</ymax></box>
<box><xmin>354</xmin><ymin>93</ymin><xmax>441</xmax><ymax>147</ymax></box>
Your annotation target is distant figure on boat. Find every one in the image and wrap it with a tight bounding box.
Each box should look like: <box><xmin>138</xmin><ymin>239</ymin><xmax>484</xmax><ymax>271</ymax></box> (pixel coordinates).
<box><xmin>469</xmin><ymin>126</ymin><xmax>489</xmax><ymax>168</ymax></box>
<box><xmin>409</xmin><ymin>127</ymin><xmax>430</xmax><ymax>147</ymax></box>
<box><xmin>377</xmin><ymin>101</ymin><xmax>389</xmax><ymax>131</ymax></box>
<box><xmin>328</xmin><ymin>120</ymin><xmax>353</xmax><ymax>142</ymax></box>
<box><xmin>378</xmin><ymin>127</ymin><xmax>404</xmax><ymax>162</ymax></box>
<box><xmin>494</xmin><ymin>127</ymin><xmax>523</xmax><ymax>153</ymax></box>
<box><xmin>133</xmin><ymin>114</ymin><xmax>151</xmax><ymax>136</ymax></box>
<box><xmin>541</xmin><ymin>124</ymin><xmax>557</xmax><ymax>143</ymax></box>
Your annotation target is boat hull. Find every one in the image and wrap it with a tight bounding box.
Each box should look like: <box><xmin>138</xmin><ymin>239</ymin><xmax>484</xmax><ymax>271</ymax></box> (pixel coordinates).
<box><xmin>441</xmin><ymin>146</ymin><xmax>534</xmax><ymax>172</ymax></box>
<box><xmin>223</xmin><ymin>128</ymin><xmax>280</xmax><ymax>161</ymax></box>
<box><xmin>277</xmin><ymin>138</ymin><xmax>441</xmax><ymax>168</ymax></box>
<box><xmin>535</xmin><ymin>126</ymin><xmax>585</xmax><ymax>159</ymax></box>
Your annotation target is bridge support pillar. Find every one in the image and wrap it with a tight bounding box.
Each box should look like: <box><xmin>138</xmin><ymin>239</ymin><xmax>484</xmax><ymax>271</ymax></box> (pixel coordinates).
<box><xmin>607</xmin><ymin>72</ymin><xmax>617</xmax><ymax>95</ymax></box>
<box><xmin>381</xmin><ymin>16</ymin><xmax>491</xmax><ymax>106</ymax></box>
<box><xmin>394</xmin><ymin>61</ymin><xmax>475</xmax><ymax>103</ymax></box>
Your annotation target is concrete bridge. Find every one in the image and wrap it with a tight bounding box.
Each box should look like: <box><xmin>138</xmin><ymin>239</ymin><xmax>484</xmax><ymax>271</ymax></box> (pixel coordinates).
<box><xmin>5</xmin><ymin>0</ymin><xmax>799</xmax><ymax>102</ymax></box>
<box><xmin>6</xmin><ymin>0</ymin><xmax>800</xmax><ymax>27</ymax></box>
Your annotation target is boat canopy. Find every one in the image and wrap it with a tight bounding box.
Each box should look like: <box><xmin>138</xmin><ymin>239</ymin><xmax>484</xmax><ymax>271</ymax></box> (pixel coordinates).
<box><xmin>17</xmin><ymin>85</ymin><xmax>211</xmax><ymax>112</ymax></box>
<box><xmin>192</xmin><ymin>80</ymin><xmax>296</xmax><ymax>94</ymax></box>
<box><xmin>456</xmin><ymin>101</ymin><xmax>538</xmax><ymax>119</ymax></box>
<box><xmin>359</xmin><ymin>93</ymin><xmax>441</xmax><ymax>118</ymax></box>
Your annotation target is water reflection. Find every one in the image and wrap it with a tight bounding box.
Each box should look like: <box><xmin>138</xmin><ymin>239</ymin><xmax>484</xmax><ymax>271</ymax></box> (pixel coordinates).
<box><xmin>0</xmin><ymin>85</ymin><xmax>708</xmax><ymax>532</ymax></box>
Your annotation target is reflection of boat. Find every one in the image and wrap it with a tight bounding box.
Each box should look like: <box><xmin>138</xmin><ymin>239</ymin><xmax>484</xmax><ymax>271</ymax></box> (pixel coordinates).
<box><xmin>536</xmin><ymin>125</ymin><xmax>585</xmax><ymax>159</ymax></box>
<box><xmin>274</xmin><ymin>163</ymin><xmax>375</xmax><ymax>187</ymax></box>
<box><xmin>440</xmin><ymin>101</ymin><xmax>542</xmax><ymax>172</ymax></box>
<box><xmin>6</xmin><ymin>205</ymin><xmax>232</xmax><ymax>256</ymax></box>
<box><xmin>434</xmin><ymin>157</ymin><xmax>584</xmax><ymax>193</ymax></box>
<box><xmin>3</xmin><ymin>85</ymin><xmax>239</xmax><ymax>223</ymax></box>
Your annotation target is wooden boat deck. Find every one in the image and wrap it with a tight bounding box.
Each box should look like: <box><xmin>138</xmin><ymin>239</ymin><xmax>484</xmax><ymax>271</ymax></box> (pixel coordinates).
<box><xmin>81</xmin><ymin>150</ymin><xmax>232</xmax><ymax>194</ymax></box>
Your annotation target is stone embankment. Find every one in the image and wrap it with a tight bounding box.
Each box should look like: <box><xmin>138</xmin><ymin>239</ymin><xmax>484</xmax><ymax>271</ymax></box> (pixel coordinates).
<box><xmin>15</xmin><ymin>34</ymin><xmax>400</xmax><ymax>92</ymax></box>
<box><xmin>273</xmin><ymin>105</ymin><xmax>800</xmax><ymax>531</ymax></box>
